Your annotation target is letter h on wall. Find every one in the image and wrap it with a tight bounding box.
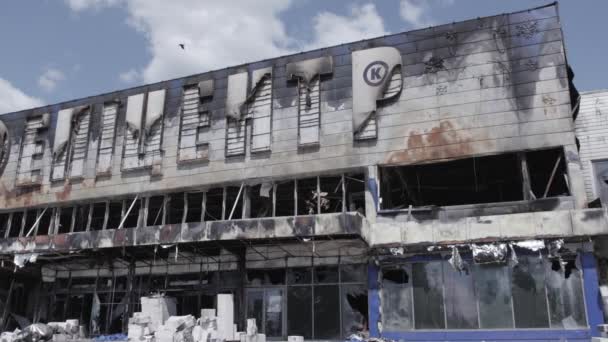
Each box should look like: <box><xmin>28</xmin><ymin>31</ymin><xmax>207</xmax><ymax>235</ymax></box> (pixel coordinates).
<box><xmin>225</xmin><ymin>67</ymin><xmax>273</xmax><ymax>157</ymax></box>
<box><xmin>122</xmin><ymin>89</ymin><xmax>166</xmax><ymax>175</ymax></box>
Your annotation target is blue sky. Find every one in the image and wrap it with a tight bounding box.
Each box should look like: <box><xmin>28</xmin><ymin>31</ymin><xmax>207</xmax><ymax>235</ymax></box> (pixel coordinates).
<box><xmin>0</xmin><ymin>0</ymin><xmax>606</xmax><ymax>114</ymax></box>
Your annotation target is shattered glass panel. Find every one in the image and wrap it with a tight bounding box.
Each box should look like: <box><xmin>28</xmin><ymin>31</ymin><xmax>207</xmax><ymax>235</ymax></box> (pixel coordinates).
<box><xmin>287</xmin><ymin>286</ymin><xmax>312</xmax><ymax>339</ymax></box>
<box><xmin>246</xmin><ymin>290</ymin><xmax>264</xmax><ymax>334</ymax></box>
<box><xmin>265</xmin><ymin>289</ymin><xmax>283</xmax><ymax>337</ymax></box>
<box><xmin>314</xmin><ymin>285</ymin><xmax>340</xmax><ymax>339</ymax></box>
<box><xmin>381</xmin><ymin>265</ymin><xmax>413</xmax><ymax>331</ymax></box>
<box><xmin>443</xmin><ymin>262</ymin><xmax>479</xmax><ymax>329</ymax></box>
<box><xmin>340</xmin><ymin>264</ymin><xmax>367</xmax><ymax>283</ymax></box>
<box><xmin>314</xmin><ymin>265</ymin><xmax>339</xmax><ymax>283</ymax></box>
<box><xmin>545</xmin><ymin>258</ymin><xmax>587</xmax><ymax>328</ymax></box>
<box><xmin>511</xmin><ymin>255</ymin><xmax>550</xmax><ymax>328</ymax></box>
<box><xmin>287</xmin><ymin>267</ymin><xmax>312</xmax><ymax>285</ymax></box>
<box><xmin>341</xmin><ymin>284</ymin><xmax>367</xmax><ymax>337</ymax></box>
<box><xmin>413</xmin><ymin>262</ymin><xmax>445</xmax><ymax>329</ymax></box>
<box><xmin>474</xmin><ymin>264</ymin><xmax>514</xmax><ymax>329</ymax></box>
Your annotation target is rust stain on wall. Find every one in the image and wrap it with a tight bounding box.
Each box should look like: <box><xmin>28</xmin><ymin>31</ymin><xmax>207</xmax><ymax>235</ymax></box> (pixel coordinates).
<box><xmin>54</xmin><ymin>182</ymin><xmax>72</xmax><ymax>201</ymax></box>
<box><xmin>385</xmin><ymin>120</ymin><xmax>494</xmax><ymax>165</ymax></box>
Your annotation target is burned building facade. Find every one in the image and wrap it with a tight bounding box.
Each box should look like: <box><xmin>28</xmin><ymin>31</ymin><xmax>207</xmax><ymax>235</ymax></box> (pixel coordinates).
<box><xmin>0</xmin><ymin>3</ymin><xmax>606</xmax><ymax>341</ymax></box>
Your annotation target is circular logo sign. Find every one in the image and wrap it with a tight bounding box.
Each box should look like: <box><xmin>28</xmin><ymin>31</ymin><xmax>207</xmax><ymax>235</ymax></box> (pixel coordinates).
<box><xmin>363</xmin><ymin>61</ymin><xmax>389</xmax><ymax>86</ymax></box>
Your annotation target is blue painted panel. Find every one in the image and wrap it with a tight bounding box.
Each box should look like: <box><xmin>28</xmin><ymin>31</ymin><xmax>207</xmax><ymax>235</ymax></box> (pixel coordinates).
<box><xmin>367</xmin><ymin>178</ymin><xmax>378</xmax><ymax>211</ymax></box>
<box><xmin>367</xmin><ymin>257</ymin><xmax>599</xmax><ymax>341</ymax></box>
<box><xmin>582</xmin><ymin>251</ymin><xmax>604</xmax><ymax>337</ymax></box>
<box><xmin>367</xmin><ymin>263</ymin><xmax>380</xmax><ymax>338</ymax></box>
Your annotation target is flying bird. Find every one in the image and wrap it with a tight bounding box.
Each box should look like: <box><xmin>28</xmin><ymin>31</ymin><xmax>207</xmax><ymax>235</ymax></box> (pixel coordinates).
<box><xmin>179</xmin><ymin>44</ymin><xmax>185</xmax><ymax>50</ymax></box>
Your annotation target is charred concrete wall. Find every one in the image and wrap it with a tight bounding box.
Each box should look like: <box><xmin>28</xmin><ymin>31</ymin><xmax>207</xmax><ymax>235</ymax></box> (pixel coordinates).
<box><xmin>0</xmin><ymin>4</ymin><xmax>582</xmax><ymax>212</ymax></box>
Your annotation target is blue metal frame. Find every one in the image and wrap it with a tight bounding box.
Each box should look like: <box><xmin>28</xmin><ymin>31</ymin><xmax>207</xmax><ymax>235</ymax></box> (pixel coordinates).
<box><xmin>367</xmin><ymin>251</ymin><xmax>604</xmax><ymax>341</ymax></box>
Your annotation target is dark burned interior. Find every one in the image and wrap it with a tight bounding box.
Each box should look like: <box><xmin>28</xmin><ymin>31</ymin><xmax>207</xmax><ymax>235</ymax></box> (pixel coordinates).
<box><xmin>380</xmin><ymin>148</ymin><xmax>569</xmax><ymax>210</ymax></box>
<box><xmin>0</xmin><ymin>173</ymin><xmax>365</xmax><ymax>239</ymax></box>
<box><xmin>0</xmin><ymin>239</ymin><xmax>369</xmax><ymax>339</ymax></box>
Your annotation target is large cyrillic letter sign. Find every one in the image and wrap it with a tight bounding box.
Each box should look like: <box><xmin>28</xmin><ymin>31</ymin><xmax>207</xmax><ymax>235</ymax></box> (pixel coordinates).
<box><xmin>122</xmin><ymin>89</ymin><xmax>166</xmax><ymax>175</ymax></box>
<box><xmin>352</xmin><ymin>47</ymin><xmax>403</xmax><ymax>140</ymax></box>
<box><xmin>51</xmin><ymin>105</ymin><xmax>91</xmax><ymax>181</ymax></box>
<box><xmin>0</xmin><ymin>120</ymin><xmax>9</xmax><ymax>176</ymax></box>
<box><xmin>225</xmin><ymin>67</ymin><xmax>272</xmax><ymax>157</ymax></box>
<box><xmin>286</xmin><ymin>56</ymin><xmax>333</xmax><ymax>147</ymax></box>
<box><xmin>178</xmin><ymin>79</ymin><xmax>214</xmax><ymax>163</ymax></box>
<box><xmin>96</xmin><ymin>100</ymin><xmax>120</xmax><ymax>176</ymax></box>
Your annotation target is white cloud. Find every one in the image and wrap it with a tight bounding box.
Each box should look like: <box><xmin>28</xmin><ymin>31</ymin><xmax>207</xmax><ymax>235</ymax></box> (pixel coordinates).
<box><xmin>305</xmin><ymin>4</ymin><xmax>388</xmax><ymax>50</ymax></box>
<box><xmin>0</xmin><ymin>78</ymin><xmax>44</xmax><ymax>114</ymax></box>
<box><xmin>399</xmin><ymin>0</ymin><xmax>455</xmax><ymax>29</ymax></box>
<box><xmin>122</xmin><ymin>0</ymin><xmax>295</xmax><ymax>83</ymax></box>
<box><xmin>65</xmin><ymin>1</ymin><xmax>388</xmax><ymax>84</ymax></box>
<box><xmin>38</xmin><ymin>68</ymin><xmax>66</xmax><ymax>92</ymax></box>
<box><xmin>65</xmin><ymin>0</ymin><xmax>123</xmax><ymax>12</ymax></box>
<box><xmin>400</xmin><ymin>0</ymin><xmax>434</xmax><ymax>28</ymax></box>
<box><xmin>119</xmin><ymin>68</ymin><xmax>140</xmax><ymax>83</ymax></box>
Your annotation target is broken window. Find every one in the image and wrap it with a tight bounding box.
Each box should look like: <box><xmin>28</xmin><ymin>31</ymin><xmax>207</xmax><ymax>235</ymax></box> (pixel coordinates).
<box><xmin>36</xmin><ymin>208</ymin><xmax>54</xmax><ymax>236</ymax></box>
<box><xmin>90</xmin><ymin>203</ymin><xmax>107</xmax><ymax>231</ymax></box>
<box><xmin>122</xmin><ymin>198</ymin><xmax>141</xmax><ymax>228</ymax></box>
<box><xmin>511</xmin><ymin>255</ymin><xmax>549</xmax><ymax>328</ymax></box>
<box><xmin>23</xmin><ymin>209</ymin><xmax>38</xmax><ymax>236</ymax></box>
<box><xmin>246</xmin><ymin>269</ymin><xmax>285</xmax><ymax>286</ymax></box>
<box><xmin>106</xmin><ymin>201</ymin><xmax>123</xmax><ymax>229</ymax></box>
<box><xmin>73</xmin><ymin>205</ymin><xmax>90</xmax><ymax>232</ymax></box>
<box><xmin>381</xmin><ymin>265</ymin><xmax>414</xmax><ymax>331</ymax></box>
<box><xmin>341</xmin><ymin>284</ymin><xmax>367</xmax><ymax>337</ymax></box>
<box><xmin>57</xmin><ymin>207</ymin><xmax>73</xmax><ymax>234</ymax></box>
<box><xmin>443</xmin><ymin>261</ymin><xmax>478</xmax><ymax>329</ymax></box>
<box><xmin>320</xmin><ymin>176</ymin><xmax>343</xmax><ymax>214</ymax></box>
<box><xmin>314</xmin><ymin>285</ymin><xmax>340</xmax><ymax>339</ymax></box>
<box><xmin>274</xmin><ymin>180</ymin><xmax>295</xmax><ymax>217</ymax></box>
<box><xmin>249</xmin><ymin>183</ymin><xmax>273</xmax><ymax>218</ymax></box>
<box><xmin>166</xmin><ymin>193</ymin><xmax>185</xmax><ymax>225</ymax></box>
<box><xmin>146</xmin><ymin>196</ymin><xmax>165</xmax><ymax>226</ymax></box>
<box><xmin>284</xmin><ymin>265</ymin><xmax>367</xmax><ymax>339</ymax></box>
<box><xmin>345</xmin><ymin>174</ymin><xmax>366</xmax><ymax>215</ymax></box>
<box><xmin>526</xmin><ymin>148</ymin><xmax>569</xmax><ymax>198</ymax></box>
<box><xmin>204</xmin><ymin>188</ymin><xmax>223</xmax><ymax>221</ymax></box>
<box><xmin>0</xmin><ymin>213</ymin><xmax>10</xmax><ymax>238</ymax></box>
<box><xmin>381</xmin><ymin>256</ymin><xmax>587</xmax><ymax>331</ymax></box>
<box><xmin>380</xmin><ymin>153</ymin><xmax>523</xmax><ymax>209</ymax></box>
<box><xmin>186</xmin><ymin>192</ymin><xmax>204</xmax><ymax>223</ymax></box>
<box><xmin>287</xmin><ymin>286</ymin><xmax>312</xmax><ymax>339</ymax></box>
<box><xmin>412</xmin><ymin>262</ymin><xmax>445</xmax><ymax>329</ymax></box>
<box><xmin>544</xmin><ymin>258</ymin><xmax>587</xmax><ymax>328</ymax></box>
<box><xmin>8</xmin><ymin>211</ymin><xmax>24</xmax><ymax>237</ymax></box>
<box><xmin>380</xmin><ymin>149</ymin><xmax>572</xmax><ymax>210</ymax></box>
<box><xmin>297</xmin><ymin>178</ymin><xmax>318</xmax><ymax>215</ymax></box>
<box><xmin>474</xmin><ymin>264</ymin><xmax>513</xmax><ymax>328</ymax></box>
<box><xmin>225</xmin><ymin>186</ymin><xmax>243</xmax><ymax>220</ymax></box>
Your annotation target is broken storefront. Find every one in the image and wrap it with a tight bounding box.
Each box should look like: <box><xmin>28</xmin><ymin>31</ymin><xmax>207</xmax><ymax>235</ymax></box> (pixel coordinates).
<box><xmin>1</xmin><ymin>2</ymin><xmax>606</xmax><ymax>341</ymax></box>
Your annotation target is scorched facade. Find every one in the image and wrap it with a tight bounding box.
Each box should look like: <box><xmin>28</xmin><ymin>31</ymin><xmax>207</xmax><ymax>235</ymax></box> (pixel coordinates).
<box><xmin>0</xmin><ymin>3</ymin><xmax>606</xmax><ymax>341</ymax></box>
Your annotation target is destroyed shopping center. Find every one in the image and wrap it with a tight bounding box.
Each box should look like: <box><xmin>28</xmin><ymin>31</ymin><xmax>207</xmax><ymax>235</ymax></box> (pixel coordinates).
<box><xmin>2</xmin><ymin>3</ymin><xmax>608</xmax><ymax>341</ymax></box>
